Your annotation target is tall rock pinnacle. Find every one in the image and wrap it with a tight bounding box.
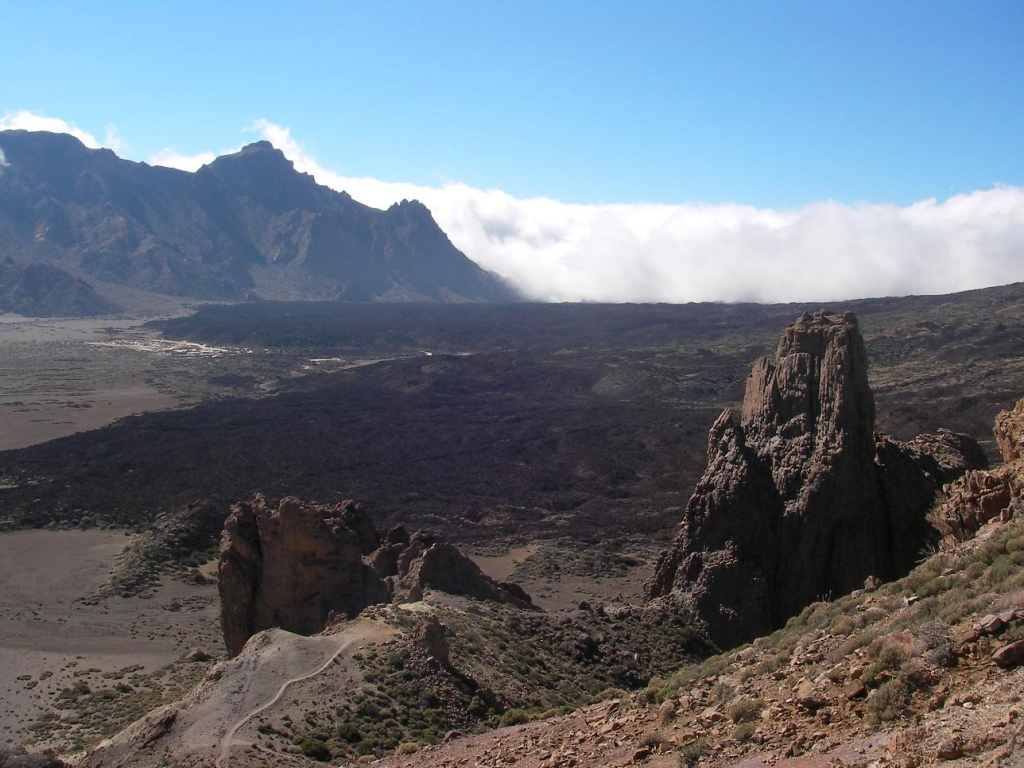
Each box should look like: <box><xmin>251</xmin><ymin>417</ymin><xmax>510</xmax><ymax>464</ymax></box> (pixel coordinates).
<box><xmin>646</xmin><ymin>311</ymin><xmax>986</xmax><ymax>649</ymax></box>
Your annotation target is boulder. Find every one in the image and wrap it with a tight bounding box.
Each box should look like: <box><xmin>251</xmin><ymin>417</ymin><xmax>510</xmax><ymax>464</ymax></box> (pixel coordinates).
<box><xmin>382</xmin><ymin>531</ymin><xmax>533</xmax><ymax>609</ymax></box>
<box><xmin>992</xmin><ymin>640</ymin><xmax>1024</xmax><ymax>668</ymax></box>
<box><xmin>646</xmin><ymin>311</ymin><xmax>985</xmax><ymax>649</ymax></box>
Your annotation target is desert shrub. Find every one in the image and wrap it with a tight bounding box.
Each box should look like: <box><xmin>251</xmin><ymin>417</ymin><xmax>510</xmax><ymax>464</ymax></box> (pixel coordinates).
<box><xmin>826</xmin><ymin>630</ymin><xmax>878</xmax><ymax>664</ymax></box>
<box><xmin>830</xmin><ymin>615</ymin><xmax>857</xmax><ymax>636</ymax></box>
<box><xmin>710</xmin><ymin>681</ymin><xmax>735</xmax><ymax>704</ymax></box>
<box><xmin>591</xmin><ymin>687</ymin><xmax>627</xmax><ymax>704</ymax></box>
<box><xmin>498</xmin><ymin>708</ymin><xmax>532</xmax><ymax>727</ymax></box>
<box><xmin>336</xmin><ymin>722</ymin><xmax>362</xmax><ymax>743</ymax></box>
<box><xmin>641</xmin><ymin>728</ymin><xmax>666</xmax><ymax>748</ymax></box>
<box><xmin>394</xmin><ymin>741</ymin><xmax>421</xmax><ymax>755</ymax></box>
<box><xmin>989</xmin><ymin>557</ymin><xmax>1017</xmax><ymax>588</ymax></box>
<box><xmin>965</xmin><ymin>561</ymin><xmax>985</xmax><ymax>580</ymax></box>
<box><xmin>297</xmin><ymin>737</ymin><xmax>331</xmax><ymax>762</ymax></box>
<box><xmin>862</xmin><ymin>635</ymin><xmax>918</xmax><ymax>686</ymax></box>
<box><xmin>726</xmin><ymin>697</ymin><xmax>763</xmax><ymax>723</ymax></box>
<box><xmin>732</xmin><ymin>722</ymin><xmax>755</xmax><ymax>742</ymax></box>
<box><xmin>861</xmin><ymin>607</ymin><xmax>889</xmax><ymax>625</ymax></box>
<box><xmin>679</xmin><ymin>738</ymin><xmax>708</xmax><ymax>766</ymax></box>
<box><xmin>866</xmin><ymin>679</ymin><xmax>910</xmax><ymax>723</ymax></box>
<box><xmin>918</xmin><ymin>621</ymin><xmax>955</xmax><ymax>668</ymax></box>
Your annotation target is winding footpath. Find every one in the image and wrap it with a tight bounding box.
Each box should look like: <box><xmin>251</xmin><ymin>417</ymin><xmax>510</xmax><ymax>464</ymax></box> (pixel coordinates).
<box><xmin>214</xmin><ymin>637</ymin><xmax>354</xmax><ymax>768</ymax></box>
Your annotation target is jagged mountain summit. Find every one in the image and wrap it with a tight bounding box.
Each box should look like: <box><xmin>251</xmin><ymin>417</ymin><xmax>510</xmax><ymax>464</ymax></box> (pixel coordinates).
<box><xmin>646</xmin><ymin>310</ymin><xmax>987</xmax><ymax>648</ymax></box>
<box><xmin>0</xmin><ymin>130</ymin><xmax>516</xmax><ymax>305</ymax></box>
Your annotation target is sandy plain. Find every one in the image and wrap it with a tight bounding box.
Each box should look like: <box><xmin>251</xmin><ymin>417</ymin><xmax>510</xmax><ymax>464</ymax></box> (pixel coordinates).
<box><xmin>0</xmin><ymin>529</ymin><xmax>222</xmax><ymax>747</ymax></box>
<box><xmin>0</xmin><ymin>313</ymin><xmax>245</xmax><ymax>451</ymax></box>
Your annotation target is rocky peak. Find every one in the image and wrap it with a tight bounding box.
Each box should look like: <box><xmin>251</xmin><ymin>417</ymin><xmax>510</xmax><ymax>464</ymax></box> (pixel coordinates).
<box><xmin>646</xmin><ymin>310</ymin><xmax>986</xmax><ymax>649</ymax></box>
<box><xmin>197</xmin><ymin>141</ymin><xmax>320</xmax><ymax>214</ymax></box>
<box><xmin>218</xmin><ymin>494</ymin><xmax>533</xmax><ymax>657</ymax></box>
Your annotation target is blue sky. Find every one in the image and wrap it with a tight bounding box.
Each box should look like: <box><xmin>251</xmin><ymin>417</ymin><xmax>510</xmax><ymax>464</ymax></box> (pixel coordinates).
<box><xmin>2</xmin><ymin>1</ymin><xmax>1023</xmax><ymax>302</ymax></box>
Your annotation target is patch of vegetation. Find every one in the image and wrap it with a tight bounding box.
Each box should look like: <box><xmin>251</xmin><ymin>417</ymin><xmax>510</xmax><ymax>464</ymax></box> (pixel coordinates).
<box><xmin>26</xmin><ymin>661</ymin><xmax>208</xmax><ymax>752</ymax></box>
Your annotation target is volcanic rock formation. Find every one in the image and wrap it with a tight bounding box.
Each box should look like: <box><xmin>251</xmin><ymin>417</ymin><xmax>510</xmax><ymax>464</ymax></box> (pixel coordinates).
<box><xmin>646</xmin><ymin>311</ymin><xmax>986</xmax><ymax>649</ymax></box>
<box><xmin>218</xmin><ymin>495</ymin><xmax>532</xmax><ymax>656</ymax></box>
<box><xmin>933</xmin><ymin>396</ymin><xmax>1024</xmax><ymax>545</ymax></box>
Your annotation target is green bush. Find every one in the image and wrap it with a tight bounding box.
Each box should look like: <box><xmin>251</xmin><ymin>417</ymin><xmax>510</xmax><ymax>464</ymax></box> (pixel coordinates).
<box><xmin>732</xmin><ymin>722</ymin><xmax>755</xmax><ymax>742</ymax></box>
<box><xmin>298</xmin><ymin>737</ymin><xmax>331</xmax><ymax>762</ymax></box>
<box><xmin>498</xmin><ymin>708</ymin><xmax>532</xmax><ymax>727</ymax></box>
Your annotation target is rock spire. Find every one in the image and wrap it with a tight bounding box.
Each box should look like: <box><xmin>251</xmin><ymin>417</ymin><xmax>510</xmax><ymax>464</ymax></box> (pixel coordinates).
<box><xmin>646</xmin><ymin>311</ymin><xmax>985</xmax><ymax>648</ymax></box>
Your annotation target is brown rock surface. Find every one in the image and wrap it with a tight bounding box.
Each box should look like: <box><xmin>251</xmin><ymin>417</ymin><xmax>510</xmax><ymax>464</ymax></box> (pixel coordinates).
<box><xmin>384</xmin><ymin>531</ymin><xmax>534</xmax><ymax>609</ymax></box>
<box><xmin>218</xmin><ymin>495</ymin><xmax>388</xmax><ymax>657</ymax></box>
<box><xmin>646</xmin><ymin>311</ymin><xmax>985</xmax><ymax>648</ymax></box>
<box><xmin>992</xmin><ymin>640</ymin><xmax>1024</xmax><ymax>668</ymax></box>
<box><xmin>933</xmin><ymin>396</ymin><xmax>1024</xmax><ymax>545</ymax></box>
<box><xmin>218</xmin><ymin>495</ymin><xmax>532</xmax><ymax>656</ymax></box>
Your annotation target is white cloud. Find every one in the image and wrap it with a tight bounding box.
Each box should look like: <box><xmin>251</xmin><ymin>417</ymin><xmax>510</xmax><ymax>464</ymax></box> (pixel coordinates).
<box><xmin>0</xmin><ymin>110</ymin><xmax>101</xmax><ymax>148</ymax></box>
<box><xmin>147</xmin><ymin>148</ymin><xmax>219</xmax><ymax>172</ymax></box>
<box><xmin>4</xmin><ymin>111</ymin><xmax>1023</xmax><ymax>304</ymax></box>
<box><xmin>103</xmin><ymin>123</ymin><xmax>126</xmax><ymax>155</ymax></box>
<box><xmin>0</xmin><ymin>148</ymin><xmax>7</xmax><ymax>175</ymax></box>
<box><xmin>246</xmin><ymin>120</ymin><xmax>1024</xmax><ymax>304</ymax></box>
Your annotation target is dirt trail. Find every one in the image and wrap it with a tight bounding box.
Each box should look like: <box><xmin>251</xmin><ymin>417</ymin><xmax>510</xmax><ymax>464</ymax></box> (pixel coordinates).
<box><xmin>215</xmin><ymin>622</ymin><xmax>394</xmax><ymax>768</ymax></box>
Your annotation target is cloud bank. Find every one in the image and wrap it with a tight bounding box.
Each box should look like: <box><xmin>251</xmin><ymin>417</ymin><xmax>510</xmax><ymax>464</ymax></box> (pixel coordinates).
<box><xmin>247</xmin><ymin>121</ymin><xmax>1024</xmax><ymax>304</ymax></box>
<box><xmin>3</xmin><ymin>112</ymin><xmax>1023</xmax><ymax>304</ymax></box>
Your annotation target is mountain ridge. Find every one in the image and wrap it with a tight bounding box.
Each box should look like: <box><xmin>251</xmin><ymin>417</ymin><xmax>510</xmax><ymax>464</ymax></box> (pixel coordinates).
<box><xmin>0</xmin><ymin>130</ymin><xmax>516</xmax><ymax>306</ymax></box>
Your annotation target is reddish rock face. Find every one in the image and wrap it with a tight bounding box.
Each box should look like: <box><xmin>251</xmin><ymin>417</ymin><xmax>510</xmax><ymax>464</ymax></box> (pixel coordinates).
<box><xmin>218</xmin><ymin>495</ymin><xmax>532</xmax><ymax>657</ymax></box>
<box><xmin>933</xmin><ymin>396</ymin><xmax>1024</xmax><ymax>545</ymax></box>
<box><xmin>218</xmin><ymin>495</ymin><xmax>388</xmax><ymax>657</ymax></box>
<box><xmin>646</xmin><ymin>311</ymin><xmax>985</xmax><ymax>649</ymax></box>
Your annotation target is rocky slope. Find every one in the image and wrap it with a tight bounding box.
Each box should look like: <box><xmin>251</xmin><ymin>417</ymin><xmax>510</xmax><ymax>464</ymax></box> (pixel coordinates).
<box><xmin>0</xmin><ymin>130</ymin><xmax>513</xmax><ymax>305</ymax></box>
<box><xmin>72</xmin><ymin>504</ymin><xmax>1024</xmax><ymax>768</ymax></box>
<box><xmin>0</xmin><ymin>260</ymin><xmax>120</xmax><ymax>316</ymax></box>
<box><xmin>219</xmin><ymin>495</ymin><xmax>532</xmax><ymax>656</ymax></box>
<box><xmin>377</xmin><ymin>513</ymin><xmax>1024</xmax><ymax>768</ymax></box>
<box><xmin>646</xmin><ymin>311</ymin><xmax>986</xmax><ymax>648</ymax></box>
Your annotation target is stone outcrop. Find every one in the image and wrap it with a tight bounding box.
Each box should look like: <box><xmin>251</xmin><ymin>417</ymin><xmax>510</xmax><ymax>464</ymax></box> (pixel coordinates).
<box><xmin>646</xmin><ymin>311</ymin><xmax>985</xmax><ymax>649</ymax></box>
<box><xmin>932</xmin><ymin>397</ymin><xmax>1024</xmax><ymax>545</ymax></box>
<box><xmin>218</xmin><ymin>495</ymin><xmax>532</xmax><ymax>656</ymax></box>
<box><xmin>218</xmin><ymin>495</ymin><xmax>388</xmax><ymax>657</ymax></box>
<box><xmin>370</xmin><ymin>527</ymin><xmax>534</xmax><ymax>608</ymax></box>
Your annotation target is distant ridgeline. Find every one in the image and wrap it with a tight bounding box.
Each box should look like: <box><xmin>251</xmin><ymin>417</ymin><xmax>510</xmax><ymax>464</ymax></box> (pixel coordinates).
<box><xmin>0</xmin><ymin>130</ymin><xmax>516</xmax><ymax>306</ymax></box>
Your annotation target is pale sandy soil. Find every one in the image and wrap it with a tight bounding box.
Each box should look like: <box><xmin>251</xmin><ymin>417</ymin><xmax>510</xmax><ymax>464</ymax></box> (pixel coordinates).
<box><xmin>0</xmin><ymin>313</ymin><xmax>394</xmax><ymax>451</ymax></box>
<box><xmin>0</xmin><ymin>529</ymin><xmax>220</xmax><ymax>745</ymax></box>
<box><xmin>471</xmin><ymin>544</ymin><xmax>538</xmax><ymax>581</ymax></box>
<box><xmin>472</xmin><ymin>543</ymin><xmax>652</xmax><ymax>611</ymax></box>
<box><xmin>0</xmin><ymin>315</ymin><xmax>183</xmax><ymax>450</ymax></box>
